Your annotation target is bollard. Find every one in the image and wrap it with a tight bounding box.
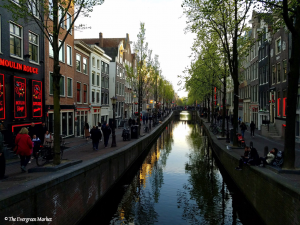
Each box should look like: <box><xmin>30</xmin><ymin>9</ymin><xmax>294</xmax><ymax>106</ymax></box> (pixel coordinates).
<box><xmin>264</xmin><ymin>146</ymin><xmax>268</xmax><ymax>157</ymax></box>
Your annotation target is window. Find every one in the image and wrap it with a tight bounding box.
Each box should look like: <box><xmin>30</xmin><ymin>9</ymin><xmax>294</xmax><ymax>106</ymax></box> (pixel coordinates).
<box><xmin>92</xmin><ymin>57</ymin><xmax>95</xmax><ymax>67</ymax></box>
<box><xmin>101</xmin><ymin>61</ymin><xmax>105</xmax><ymax>72</ymax></box>
<box><xmin>67</xmin><ymin>78</ymin><xmax>72</xmax><ymax>97</ymax></box>
<box><xmin>66</xmin><ymin>13</ymin><xmax>72</xmax><ymax>34</ymax></box>
<box><xmin>106</xmin><ymin>78</ymin><xmax>109</xmax><ymax>88</ymax></box>
<box><xmin>283</xmin><ymin>60</ymin><xmax>287</xmax><ymax>81</ymax></box>
<box><xmin>106</xmin><ymin>64</ymin><xmax>109</xmax><ymax>74</ymax></box>
<box><xmin>48</xmin><ymin>0</ymin><xmax>53</xmax><ymax>20</ymax></box>
<box><xmin>76</xmin><ymin>54</ymin><xmax>81</xmax><ymax>71</ymax></box>
<box><xmin>92</xmin><ymin>90</ymin><xmax>95</xmax><ymax>103</ymax></box>
<box><xmin>83</xmin><ymin>57</ymin><xmax>87</xmax><ymax>74</ymax></box>
<box><xmin>49</xmin><ymin>35</ymin><xmax>53</xmax><ymax>57</ymax></box>
<box><xmin>276</xmin><ymin>38</ymin><xmax>281</xmax><ymax>54</ymax></box>
<box><xmin>58</xmin><ymin>6</ymin><xmax>65</xmax><ymax>29</ymax></box>
<box><xmin>59</xmin><ymin>40</ymin><xmax>64</xmax><ymax>62</ymax></box>
<box><xmin>10</xmin><ymin>22</ymin><xmax>22</xmax><ymax>58</ymax></box>
<box><xmin>67</xmin><ymin>45</ymin><xmax>72</xmax><ymax>65</ymax></box>
<box><xmin>101</xmin><ymin>77</ymin><xmax>105</xmax><ymax>88</ymax></box>
<box><xmin>49</xmin><ymin>73</ymin><xmax>64</xmax><ymax>96</ymax></box>
<box><xmin>277</xmin><ymin>63</ymin><xmax>281</xmax><ymax>83</ymax></box>
<box><xmin>97</xmin><ymin>60</ymin><xmax>100</xmax><ymax>69</ymax></box>
<box><xmin>92</xmin><ymin>72</ymin><xmax>95</xmax><ymax>85</ymax></box>
<box><xmin>283</xmin><ymin>90</ymin><xmax>287</xmax><ymax>117</ymax></box>
<box><xmin>117</xmin><ymin>66</ymin><xmax>119</xmax><ymax>76</ymax></box>
<box><xmin>272</xmin><ymin>65</ymin><xmax>276</xmax><ymax>84</ymax></box>
<box><xmin>83</xmin><ymin>84</ymin><xmax>87</xmax><ymax>103</ymax></box>
<box><xmin>97</xmin><ymin>73</ymin><xmax>100</xmax><ymax>86</ymax></box>
<box><xmin>28</xmin><ymin>0</ymin><xmax>39</xmax><ymax>17</ymax></box>
<box><xmin>77</xmin><ymin>82</ymin><xmax>81</xmax><ymax>102</ymax></box>
<box><xmin>29</xmin><ymin>32</ymin><xmax>38</xmax><ymax>63</ymax></box>
<box><xmin>277</xmin><ymin>91</ymin><xmax>281</xmax><ymax>117</ymax></box>
<box><xmin>101</xmin><ymin>92</ymin><xmax>104</xmax><ymax>104</ymax></box>
<box><xmin>96</xmin><ymin>92</ymin><xmax>100</xmax><ymax>103</ymax></box>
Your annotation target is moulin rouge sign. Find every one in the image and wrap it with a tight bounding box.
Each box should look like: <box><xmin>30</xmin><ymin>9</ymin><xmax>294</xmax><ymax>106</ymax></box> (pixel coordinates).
<box><xmin>32</xmin><ymin>80</ymin><xmax>42</xmax><ymax>117</ymax></box>
<box><xmin>0</xmin><ymin>58</ymin><xmax>38</xmax><ymax>74</ymax></box>
<box><xmin>14</xmin><ymin>76</ymin><xmax>26</xmax><ymax>118</ymax></box>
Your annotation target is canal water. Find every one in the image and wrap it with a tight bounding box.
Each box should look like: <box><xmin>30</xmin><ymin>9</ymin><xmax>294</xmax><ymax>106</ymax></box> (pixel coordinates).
<box><xmin>80</xmin><ymin>112</ymin><xmax>264</xmax><ymax>225</ymax></box>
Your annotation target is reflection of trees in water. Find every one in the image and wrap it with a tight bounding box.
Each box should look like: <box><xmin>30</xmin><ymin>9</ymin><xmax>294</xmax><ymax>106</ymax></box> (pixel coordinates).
<box><xmin>177</xmin><ymin>123</ymin><xmax>231</xmax><ymax>225</ymax></box>
<box><xmin>111</xmin><ymin>124</ymin><xmax>174</xmax><ymax>224</ymax></box>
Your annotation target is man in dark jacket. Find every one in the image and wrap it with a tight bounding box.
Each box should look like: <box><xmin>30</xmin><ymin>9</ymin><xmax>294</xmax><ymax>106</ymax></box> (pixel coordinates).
<box><xmin>250</xmin><ymin>121</ymin><xmax>255</xmax><ymax>137</ymax></box>
<box><xmin>101</xmin><ymin>124</ymin><xmax>111</xmax><ymax>148</ymax></box>
<box><xmin>90</xmin><ymin>126</ymin><xmax>102</xmax><ymax>151</ymax></box>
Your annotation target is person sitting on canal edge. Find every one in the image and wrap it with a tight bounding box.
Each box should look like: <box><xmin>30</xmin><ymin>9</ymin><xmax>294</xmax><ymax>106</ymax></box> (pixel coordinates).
<box><xmin>246</xmin><ymin>147</ymin><xmax>260</xmax><ymax>166</ymax></box>
<box><xmin>235</xmin><ymin>146</ymin><xmax>251</xmax><ymax>170</ymax></box>
<box><xmin>259</xmin><ymin>148</ymin><xmax>278</xmax><ymax>167</ymax></box>
<box><xmin>90</xmin><ymin>126</ymin><xmax>102</xmax><ymax>151</ymax></box>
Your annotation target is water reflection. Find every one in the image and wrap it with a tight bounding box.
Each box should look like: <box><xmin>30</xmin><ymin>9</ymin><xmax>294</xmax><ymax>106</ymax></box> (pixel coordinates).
<box><xmin>83</xmin><ymin>120</ymin><xmax>263</xmax><ymax>225</ymax></box>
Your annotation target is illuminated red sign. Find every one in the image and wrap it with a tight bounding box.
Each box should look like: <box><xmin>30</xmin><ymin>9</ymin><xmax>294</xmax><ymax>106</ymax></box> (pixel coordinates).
<box><xmin>14</xmin><ymin>76</ymin><xmax>26</xmax><ymax>118</ymax></box>
<box><xmin>0</xmin><ymin>58</ymin><xmax>38</xmax><ymax>74</ymax></box>
<box><xmin>0</xmin><ymin>74</ymin><xmax>5</xmax><ymax>119</ymax></box>
<box><xmin>32</xmin><ymin>80</ymin><xmax>42</xmax><ymax>117</ymax></box>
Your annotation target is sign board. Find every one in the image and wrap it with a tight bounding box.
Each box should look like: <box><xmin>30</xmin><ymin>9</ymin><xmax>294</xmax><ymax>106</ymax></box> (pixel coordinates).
<box><xmin>32</xmin><ymin>80</ymin><xmax>42</xmax><ymax>117</ymax></box>
<box><xmin>14</xmin><ymin>76</ymin><xmax>26</xmax><ymax>118</ymax></box>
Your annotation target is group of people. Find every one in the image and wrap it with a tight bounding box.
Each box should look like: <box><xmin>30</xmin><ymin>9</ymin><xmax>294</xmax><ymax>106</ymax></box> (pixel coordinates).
<box><xmin>84</xmin><ymin>122</ymin><xmax>112</xmax><ymax>151</ymax></box>
<box><xmin>235</xmin><ymin>146</ymin><xmax>280</xmax><ymax>170</ymax></box>
<box><xmin>239</xmin><ymin>121</ymin><xmax>256</xmax><ymax>138</ymax></box>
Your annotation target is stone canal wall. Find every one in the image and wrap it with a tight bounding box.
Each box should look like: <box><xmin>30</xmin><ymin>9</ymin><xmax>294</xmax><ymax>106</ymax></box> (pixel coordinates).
<box><xmin>197</xmin><ymin>115</ymin><xmax>300</xmax><ymax>225</ymax></box>
<box><xmin>0</xmin><ymin>116</ymin><xmax>172</xmax><ymax>225</ymax></box>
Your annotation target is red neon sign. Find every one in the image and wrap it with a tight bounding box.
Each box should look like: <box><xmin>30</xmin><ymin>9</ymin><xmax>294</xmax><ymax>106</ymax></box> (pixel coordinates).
<box><xmin>12</xmin><ymin>122</ymin><xmax>42</xmax><ymax>133</ymax></box>
<box><xmin>283</xmin><ymin>97</ymin><xmax>287</xmax><ymax>117</ymax></box>
<box><xmin>0</xmin><ymin>58</ymin><xmax>38</xmax><ymax>74</ymax></box>
<box><xmin>277</xmin><ymin>98</ymin><xmax>281</xmax><ymax>117</ymax></box>
<box><xmin>14</xmin><ymin>76</ymin><xmax>26</xmax><ymax>118</ymax></box>
<box><xmin>32</xmin><ymin>80</ymin><xmax>42</xmax><ymax>117</ymax></box>
<box><xmin>0</xmin><ymin>74</ymin><xmax>5</xmax><ymax>119</ymax></box>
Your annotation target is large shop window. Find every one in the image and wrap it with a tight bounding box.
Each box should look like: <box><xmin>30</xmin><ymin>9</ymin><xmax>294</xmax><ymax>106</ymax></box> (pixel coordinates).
<box><xmin>14</xmin><ymin>76</ymin><xmax>26</xmax><ymax>118</ymax></box>
<box><xmin>32</xmin><ymin>80</ymin><xmax>42</xmax><ymax>117</ymax></box>
<box><xmin>0</xmin><ymin>74</ymin><xmax>5</xmax><ymax>120</ymax></box>
<box><xmin>10</xmin><ymin>22</ymin><xmax>22</xmax><ymax>58</ymax></box>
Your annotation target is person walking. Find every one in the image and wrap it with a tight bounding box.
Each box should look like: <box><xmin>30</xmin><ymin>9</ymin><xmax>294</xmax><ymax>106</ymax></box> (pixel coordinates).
<box><xmin>28</xmin><ymin>122</ymin><xmax>37</xmax><ymax>139</ymax></box>
<box><xmin>238</xmin><ymin>116</ymin><xmax>241</xmax><ymax>125</ymax></box>
<box><xmin>240</xmin><ymin>122</ymin><xmax>247</xmax><ymax>138</ymax></box>
<box><xmin>15</xmin><ymin>127</ymin><xmax>33</xmax><ymax>172</ymax></box>
<box><xmin>31</xmin><ymin>134</ymin><xmax>41</xmax><ymax>162</ymax></box>
<box><xmin>84</xmin><ymin>123</ymin><xmax>90</xmax><ymax>142</ymax></box>
<box><xmin>90</xmin><ymin>126</ymin><xmax>102</xmax><ymax>151</ymax></box>
<box><xmin>250</xmin><ymin>121</ymin><xmax>255</xmax><ymax>137</ymax></box>
<box><xmin>101</xmin><ymin>124</ymin><xmax>111</xmax><ymax>148</ymax></box>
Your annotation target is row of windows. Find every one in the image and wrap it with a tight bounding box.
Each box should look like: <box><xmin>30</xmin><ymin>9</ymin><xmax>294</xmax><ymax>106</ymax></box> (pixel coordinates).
<box><xmin>76</xmin><ymin>82</ymin><xmax>88</xmax><ymax>103</ymax></box>
<box><xmin>49</xmin><ymin>73</ymin><xmax>72</xmax><ymax>97</ymax></box>
<box><xmin>117</xmin><ymin>66</ymin><xmax>125</xmax><ymax>78</ymax></box>
<box><xmin>8</xmin><ymin>21</ymin><xmax>40</xmax><ymax>64</ymax></box>
<box><xmin>271</xmin><ymin>60</ymin><xmax>287</xmax><ymax>84</ymax></box>
<box><xmin>101</xmin><ymin>77</ymin><xmax>109</xmax><ymax>89</ymax></box>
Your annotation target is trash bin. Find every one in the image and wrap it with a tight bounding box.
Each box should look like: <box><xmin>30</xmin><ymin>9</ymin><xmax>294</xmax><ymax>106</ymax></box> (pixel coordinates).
<box><xmin>230</xmin><ymin>129</ymin><xmax>234</xmax><ymax>143</ymax></box>
<box><xmin>131</xmin><ymin>125</ymin><xmax>139</xmax><ymax>139</ymax></box>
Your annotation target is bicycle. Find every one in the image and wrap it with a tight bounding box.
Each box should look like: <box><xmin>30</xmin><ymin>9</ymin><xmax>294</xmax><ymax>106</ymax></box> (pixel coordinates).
<box><xmin>36</xmin><ymin>135</ymin><xmax>66</xmax><ymax>166</ymax></box>
<box><xmin>209</xmin><ymin>124</ymin><xmax>218</xmax><ymax>132</ymax></box>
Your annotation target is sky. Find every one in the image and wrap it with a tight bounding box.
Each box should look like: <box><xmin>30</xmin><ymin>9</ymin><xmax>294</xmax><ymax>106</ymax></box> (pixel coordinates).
<box><xmin>75</xmin><ymin>0</ymin><xmax>195</xmax><ymax>98</ymax></box>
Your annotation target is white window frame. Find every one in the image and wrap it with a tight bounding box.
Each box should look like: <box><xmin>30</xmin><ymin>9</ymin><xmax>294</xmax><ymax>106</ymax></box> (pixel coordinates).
<box><xmin>67</xmin><ymin>45</ymin><xmax>72</xmax><ymax>66</ymax></box>
<box><xmin>9</xmin><ymin>21</ymin><xmax>23</xmax><ymax>59</ymax></box>
<box><xmin>83</xmin><ymin>57</ymin><xmax>87</xmax><ymax>74</ymax></box>
<box><xmin>76</xmin><ymin>54</ymin><xmax>81</xmax><ymax>72</ymax></box>
<box><xmin>59</xmin><ymin>40</ymin><xmax>65</xmax><ymax>62</ymax></box>
<box><xmin>97</xmin><ymin>59</ymin><xmax>100</xmax><ymax>69</ymax></box>
<box><xmin>58</xmin><ymin>6</ymin><xmax>65</xmax><ymax>29</ymax></box>
<box><xmin>48</xmin><ymin>0</ymin><xmax>53</xmax><ymax>20</ymax></box>
<box><xmin>28</xmin><ymin>0</ymin><xmax>39</xmax><ymax>18</ymax></box>
<box><xmin>92</xmin><ymin>57</ymin><xmax>95</xmax><ymax>67</ymax></box>
<box><xmin>275</xmin><ymin>37</ymin><xmax>281</xmax><ymax>55</ymax></box>
<box><xmin>66</xmin><ymin>12</ymin><xmax>72</xmax><ymax>34</ymax></box>
<box><xmin>97</xmin><ymin>73</ymin><xmax>100</xmax><ymax>87</ymax></box>
<box><xmin>49</xmin><ymin>35</ymin><xmax>53</xmax><ymax>57</ymax></box>
<box><xmin>28</xmin><ymin>31</ymin><xmax>39</xmax><ymax>64</ymax></box>
<box><xmin>67</xmin><ymin>77</ymin><xmax>73</xmax><ymax>97</ymax></box>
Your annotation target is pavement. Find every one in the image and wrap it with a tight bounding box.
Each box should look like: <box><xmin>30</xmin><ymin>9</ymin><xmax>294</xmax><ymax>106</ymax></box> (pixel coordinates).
<box><xmin>0</xmin><ymin>118</ymin><xmax>166</xmax><ymax>192</ymax></box>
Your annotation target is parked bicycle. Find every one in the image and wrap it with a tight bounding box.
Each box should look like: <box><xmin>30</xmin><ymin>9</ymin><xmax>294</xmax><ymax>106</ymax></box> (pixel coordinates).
<box><xmin>36</xmin><ymin>134</ymin><xmax>67</xmax><ymax>166</ymax></box>
<box><xmin>209</xmin><ymin>123</ymin><xmax>218</xmax><ymax>132</ymax></box>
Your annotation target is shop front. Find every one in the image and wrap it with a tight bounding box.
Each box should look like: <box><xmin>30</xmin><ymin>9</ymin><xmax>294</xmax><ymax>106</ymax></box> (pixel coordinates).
<box><xmin>75</xmin><ymin>107</ymin><xmax>89</xmax><ymax>137</ymax></box>
<box><xmin>91</xmin><ymin>106</ymin><xmax>101</xmax><ymax>127</ymax></box>
<box><xmin>0</xmin><ymin>59</ymin><xmax>44</xmax><ymax>146</ymax></box>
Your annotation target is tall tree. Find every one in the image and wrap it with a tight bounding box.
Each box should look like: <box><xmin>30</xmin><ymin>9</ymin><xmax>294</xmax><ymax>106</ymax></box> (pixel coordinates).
<box><xmin>2</xmin><ymin>0</ymin><xmax>104</xmax><ymax>164</ymax></box>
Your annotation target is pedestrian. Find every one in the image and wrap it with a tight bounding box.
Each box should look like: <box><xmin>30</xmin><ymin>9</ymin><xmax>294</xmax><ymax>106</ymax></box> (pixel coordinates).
<box><xmin>31</xmin><ymin>134</ymin><xmax>41</xmax><ymax>162</ymax></box>
<box><xmin>90</xmin><ymin>126</ymin><xmax>102</xmax><ymax>151</ymax></box>
<box><xmin>250</xmin><ymin>121</ymin><xmax>255</xmax><ymax>137</ymax></box>
<box><xmin>40</xmin><ymin>122</ymin><xmax>48</xmax><ymax>144</ymax></box>
<box><xmin>128</xmin><ymin>118</ymin><xmax>132</xmax><ymax>127</ymax></box>
<box><xmin>28</xmin><ymin>122</ymin><xmax>36</xmax><ymax>139</ymax></box>
<box><xmin>146</xmin><ymin>116</ymin><xmax>148</xmax><ymax>124</ymax></box>
<box><xmin>101</xmin><ymin>124</ymin><xmax>111</xmax><ymax>148</ymax></box>
<box><xmin>240</xmin><ymin>122</ymin><xmax>247</xmax><ymax>138</ymax></box>
<box><xmin>142</xmin><ymin>115</ymin><xmax>145</xmax><ymax>125</ymax></box>
<box><xmin>84</xmin><ymin>123</ymin><xmax>90</xmax><ymax>142</ymax></box>
<box><xmin>14</xmin><ymin>127</ymin><xmax>33</xmax><ymax>172</ymax></box>
<box><xmin>0</xmin><ymin>128</ymin><xmax>7</xmax><ymax>179</ymax></box>
<box><xmin>43</xmin><ymin>130</ymin><xmax>53</xmax><ymax>148</ymax></box>
<box><xmin>238</xmin><ymin>116</ymin><xmax>241</xmax><ymax>125</ymax></box>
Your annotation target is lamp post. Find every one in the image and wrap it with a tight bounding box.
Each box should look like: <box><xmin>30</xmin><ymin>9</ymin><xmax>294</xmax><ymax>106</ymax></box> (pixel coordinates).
<box><xmin>111</xmin><ymin>96</ymin><xmax>117</xmax><ymax>147</ymax></box>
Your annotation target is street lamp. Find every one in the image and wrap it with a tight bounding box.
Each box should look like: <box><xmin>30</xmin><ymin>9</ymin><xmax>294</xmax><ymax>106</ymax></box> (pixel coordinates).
<box><xmin>111</xmin><ymin>96</ymin><xmax>117</xmax><ymax>147</ymax></box>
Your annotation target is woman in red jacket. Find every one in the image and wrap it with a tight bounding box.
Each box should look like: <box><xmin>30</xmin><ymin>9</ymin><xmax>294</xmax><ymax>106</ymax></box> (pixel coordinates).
<box><xmin>15</xmin><ymin>127</ymin><xmax>33</xmax><ymax>172</ymax></box>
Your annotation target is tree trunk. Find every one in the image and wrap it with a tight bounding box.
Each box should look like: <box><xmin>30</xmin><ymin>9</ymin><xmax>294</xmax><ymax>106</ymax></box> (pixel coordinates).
<box><xmin>222</xmin><ymin>75</ymin><xmax>226</xmax><ymax>137</ymax></box>
<box><xmin>283</xmin><ymin>31</ymin><xmax>300</xmax><ymax>169</ymax></box>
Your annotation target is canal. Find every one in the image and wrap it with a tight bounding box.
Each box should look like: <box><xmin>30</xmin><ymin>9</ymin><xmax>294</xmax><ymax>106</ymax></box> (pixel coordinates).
<box><xmin>80</xmin><ymin>112</ymin><xmax>264</xmax><ymax>224</ymax></box>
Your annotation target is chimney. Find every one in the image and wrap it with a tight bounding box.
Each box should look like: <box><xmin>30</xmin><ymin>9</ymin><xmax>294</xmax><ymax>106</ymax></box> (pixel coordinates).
<box><xmin>99</xmin><ymin>32</ymin><xmax>103</xmax><ymax>48</ymax></box>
